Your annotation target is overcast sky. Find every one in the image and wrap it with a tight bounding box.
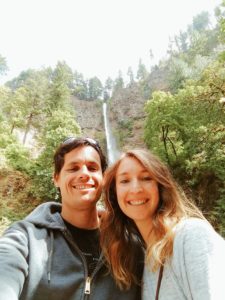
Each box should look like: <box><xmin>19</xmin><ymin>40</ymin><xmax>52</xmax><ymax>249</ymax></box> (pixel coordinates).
<box><xmin>0</xmin><ymin>0</ymin><xmax>222</xmax><ymax>84</ymax></box>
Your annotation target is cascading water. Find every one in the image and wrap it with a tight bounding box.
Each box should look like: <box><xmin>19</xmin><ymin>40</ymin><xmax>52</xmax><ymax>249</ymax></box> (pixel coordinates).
<box><xmin>103</xmin><ymin>102</ymin><xmax>120</xmax><ymax>165</ymax></box>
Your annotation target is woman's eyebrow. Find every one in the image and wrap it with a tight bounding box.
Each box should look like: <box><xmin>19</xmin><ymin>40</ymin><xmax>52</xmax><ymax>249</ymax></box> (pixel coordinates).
<box><xmin>117</xmin><ymin>171</ymin><xmax>129</xmax><ymax>177</ymax></box>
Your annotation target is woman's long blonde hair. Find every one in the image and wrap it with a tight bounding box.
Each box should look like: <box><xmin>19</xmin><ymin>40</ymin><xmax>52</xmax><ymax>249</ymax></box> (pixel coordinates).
<box><xmin>100</xmin><ymin>149</ymin><xmax>204</xmax><ymax>290</ymax></box>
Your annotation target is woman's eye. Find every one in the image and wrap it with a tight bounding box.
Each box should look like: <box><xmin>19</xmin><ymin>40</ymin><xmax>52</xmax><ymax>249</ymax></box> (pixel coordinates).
<box><xmin>120</xmin><ymin>179</ymin><xmax>129</xmax><ymax>184</ymax></box>
<box><xmin>142</xmin><ymin>176</ymin><xmax>151</xmax><ymax>181</ymax></box>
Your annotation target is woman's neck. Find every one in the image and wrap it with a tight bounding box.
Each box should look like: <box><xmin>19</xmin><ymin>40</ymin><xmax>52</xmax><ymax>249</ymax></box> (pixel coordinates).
<box><xmin>135</xmin><ymin>219</ymin><xmax>153</xmax><ymax>244</ymax></box>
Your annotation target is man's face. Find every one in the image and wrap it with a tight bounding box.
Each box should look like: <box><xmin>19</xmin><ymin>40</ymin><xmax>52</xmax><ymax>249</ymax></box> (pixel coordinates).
<box><xmin>54</xmin><ymin>146</ymin><xmax>103</xmax><ymax>211</ymax></box>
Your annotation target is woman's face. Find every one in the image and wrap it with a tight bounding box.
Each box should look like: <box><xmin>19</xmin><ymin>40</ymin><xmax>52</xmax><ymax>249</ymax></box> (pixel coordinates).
<box><xmin>116</xmin><ymin>156</ymin><xmax>159</xmax><ymax>229</ymax></box>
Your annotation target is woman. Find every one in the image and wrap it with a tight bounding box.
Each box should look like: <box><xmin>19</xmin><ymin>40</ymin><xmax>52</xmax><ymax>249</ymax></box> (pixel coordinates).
<box><xmin>101</xmin><ymin>149</ymin><xmax>225</xmax><ymax>300</ymax></box>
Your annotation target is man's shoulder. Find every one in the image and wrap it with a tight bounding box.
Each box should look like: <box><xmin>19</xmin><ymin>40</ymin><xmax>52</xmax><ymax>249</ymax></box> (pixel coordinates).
<box><xmin>25</xmin><ymin>201</ymin><xmax>62</xmax><ymax>222</ymax></box>
<box><xmin>2</xmin><ymin>202</ymin><xmax>63</xmax><ymax>237</ymax></box>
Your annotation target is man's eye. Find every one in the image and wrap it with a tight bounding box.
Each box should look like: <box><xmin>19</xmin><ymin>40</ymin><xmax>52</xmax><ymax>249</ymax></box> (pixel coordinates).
<box><xmin>88</xmin><ymin>166</ymin><xmax>98</xmax><ymax>171</ymax></box>
<box><xmin>68</xmin><ymin>166</ymin><xmax>79</xmax><ymax>172</ymax></box>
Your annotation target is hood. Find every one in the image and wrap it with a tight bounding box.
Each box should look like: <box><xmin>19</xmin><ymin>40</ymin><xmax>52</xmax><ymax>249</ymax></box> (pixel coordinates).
<box><xmin>25</xmin><ymin>201</ymin><xmax>64</xmax><ymax>230</ymax></box>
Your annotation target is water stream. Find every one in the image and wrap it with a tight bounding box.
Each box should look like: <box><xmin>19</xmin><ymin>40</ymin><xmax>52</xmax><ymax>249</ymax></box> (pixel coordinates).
<box><xmin>102</xmin><ymin>102</ymin><xmax>120</xmax><ymax>165</ymax></box>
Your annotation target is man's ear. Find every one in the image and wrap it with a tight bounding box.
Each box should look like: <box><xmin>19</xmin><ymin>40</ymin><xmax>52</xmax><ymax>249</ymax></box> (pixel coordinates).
<box><xmin>53</xmin><ymin>173</ymin><xmax>59</xmax><ymax>187</ymax></box>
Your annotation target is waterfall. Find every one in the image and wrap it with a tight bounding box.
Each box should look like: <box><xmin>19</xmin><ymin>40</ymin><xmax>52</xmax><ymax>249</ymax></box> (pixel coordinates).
<box><xmin>102</xmin><ymin>102</ymin><xmax>120</xmax><ymax>165</ymax></box>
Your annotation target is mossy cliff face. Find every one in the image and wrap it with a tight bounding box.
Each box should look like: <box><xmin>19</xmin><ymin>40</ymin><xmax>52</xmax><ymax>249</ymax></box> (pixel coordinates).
<box><xmin>71</xmin><ymin>96</ymin><xmax>107</xmax><ymax>150</ymax></box>
<box><xmin>108</xmin><ymin>84</ymin><xmax>147</xmax><ymax>151</ymax></box>
<box><xmin>71</xmin><ymin>96</ymin><xmax>103</xmax><ymax>135</ymax></box>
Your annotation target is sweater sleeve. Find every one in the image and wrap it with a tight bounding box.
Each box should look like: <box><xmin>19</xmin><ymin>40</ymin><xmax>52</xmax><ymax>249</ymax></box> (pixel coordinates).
<box><xmin>0</xmin><ymin>224</ymin><xmax>29</xmax><ymax>300</ymax></box>
<box><xmin>172</xmin><ymin>218</ymin><xmax>225</xmax><ymax>300</ymax></box>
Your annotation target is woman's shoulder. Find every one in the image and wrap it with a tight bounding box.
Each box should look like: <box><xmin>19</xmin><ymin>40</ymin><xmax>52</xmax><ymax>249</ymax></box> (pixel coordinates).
<box><xmin>175</xmin><ymin>217</ymin><xmax>212</xmax><ymax>233</ymax></box>
<box><xmin>173</xmin><ymin>217</ymin><xmax>225</xmax><ymax>252</ymax></box>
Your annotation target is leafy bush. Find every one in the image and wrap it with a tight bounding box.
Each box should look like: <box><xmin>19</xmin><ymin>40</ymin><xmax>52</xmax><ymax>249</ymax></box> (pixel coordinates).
<box><xmin>5</xmin><ymin>143</ymin><xmax>33</xmax><ymax>174</ymax></box>
<box><xmin>144</xmin><ymin>62</ymin><xmax>225</xmax><ymax>235</ymax></box>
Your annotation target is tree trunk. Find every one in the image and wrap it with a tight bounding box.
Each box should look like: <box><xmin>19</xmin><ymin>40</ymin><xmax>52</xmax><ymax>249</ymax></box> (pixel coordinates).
<box><xmin>162</xmin><ymin>125</ymin><xmax>170</xmax><ymax>164</ymax></box>
<box><xmin>23</xmin><ymin>113</ymin><xmax>33</xmax><ymax>145</ymax></box>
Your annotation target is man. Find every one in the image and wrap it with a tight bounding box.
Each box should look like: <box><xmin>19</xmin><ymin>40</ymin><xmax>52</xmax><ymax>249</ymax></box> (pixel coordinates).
<box><xmin>0</xmin><ymin>137</ymin><xmax>143</xmax><ymax>300</ymax></box>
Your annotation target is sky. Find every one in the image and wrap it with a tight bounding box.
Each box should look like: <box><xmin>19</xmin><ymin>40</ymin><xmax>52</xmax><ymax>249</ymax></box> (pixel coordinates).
<box><xmin>0</xmin><ymin>0</ymin><xmax>222</xmax><ymax>85</ymax></box>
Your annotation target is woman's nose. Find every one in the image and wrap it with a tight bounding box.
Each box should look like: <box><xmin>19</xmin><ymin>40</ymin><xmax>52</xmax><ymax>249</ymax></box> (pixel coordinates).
<box><xmin>130</xmin><ymin>179</ymin><xmax>142</xmax><ymax>192</ymax></box>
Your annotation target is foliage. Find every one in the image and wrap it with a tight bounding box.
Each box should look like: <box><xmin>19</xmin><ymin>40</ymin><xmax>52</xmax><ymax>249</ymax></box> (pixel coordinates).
<box><xmin>215</xmin><ymin>1</ymin><xmax>225</xmax><ymax>61</ymax></box>
<box><xmin>103</xmin><ymin>77</ymin><xmax>113</xmax><ymax>100</ymax></box>
<box><xmin>73</xmin><ymin>72</ymin><xmax>103</xmax><ymax>101</ymax></box>
<box><xmin>0</xmin><ymin>168</ymin><xmax>42</xmax><ymax>229</ymax></box>
<box><xmin>144</xmin><ymin>61</ymin><xmax>225</xmax><ymax>234</ymax></box>
<box><xmin>162</xmin><ymin>10</ymin><xmax>221</xmax><ymax>93</ymax></box>
<box><xmin>115</xmin><ymin>119</ymin><xmax>134</xmax><ymax>148</ymax></box>
<box><xmin>0</xmin><ymin>60</ymin><xmax>81</xmax><ymax>206</ymax></box>
<box><xmin>30</xmin><ymin>109</ymin><xmax>81</xmax><ymax>200</ymax></box>
<box><xmin>0</xmin><ymin>54</ymin><xmax>8</xmax><ymax>76</ymax></box>
<box><xmin>88</xmin><ymin>76</ymin><xmax>103</xmax><ymax>100</ymax></box>
<box><xmin>72</xmin><ymin>71</ymin><xmax>88</xmax><ymax>100</ymax></box>
<box><xmin>136</xmin><ymin>59</ymin><xmax>148</xmax><ymax>81</ymax></box>
<box><xmin>113</xmin><ymin>70</ymin><xmax>124</xmax><ymax>93</ymax></box>
<box><xmin>5</xmin><ymin>143</ymin><xmax>33</xmax><ymax>174</ymax></box>
<box><xmin>47</xmin><ymin>61</ymin><xmax>72</xmax><ymax>111</ymax></box>
<box><xmin>127</xmin><ymin>66</ymin><xmax>135</xmax><ymax>87</ymax></box>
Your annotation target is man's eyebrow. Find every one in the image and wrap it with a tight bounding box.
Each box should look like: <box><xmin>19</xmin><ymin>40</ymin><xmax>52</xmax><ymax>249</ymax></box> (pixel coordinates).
<box><xmin>67</xmin><ymin>160</ymin><xmax>99</xmax><ymax>165</ymax></box>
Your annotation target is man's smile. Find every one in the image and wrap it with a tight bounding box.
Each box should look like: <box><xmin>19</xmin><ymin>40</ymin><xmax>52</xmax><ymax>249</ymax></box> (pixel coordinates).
<box><xmin>72</xmin><ymin>184</ymin><xmax>95</xmax><ymax>190</ymax></box>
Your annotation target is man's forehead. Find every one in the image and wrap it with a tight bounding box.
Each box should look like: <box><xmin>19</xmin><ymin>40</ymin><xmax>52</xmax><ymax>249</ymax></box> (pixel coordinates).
<box><xmin>65</xmin><ymin>146</ymin><xmax>101</xmax><ymax>164</ymax></box>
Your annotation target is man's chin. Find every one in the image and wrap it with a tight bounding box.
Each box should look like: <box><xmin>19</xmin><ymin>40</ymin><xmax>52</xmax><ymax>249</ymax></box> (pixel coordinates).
<box><xmin>80</xmin><ymin>195</ymin><xmax>99</xmax><ymax>203</ymax></box>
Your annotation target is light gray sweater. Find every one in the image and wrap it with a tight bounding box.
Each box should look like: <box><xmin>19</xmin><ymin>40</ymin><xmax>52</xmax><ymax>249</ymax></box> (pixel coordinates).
<box><xmin>142</xmin><ymin>218</ymin><xmax>225</xmax><ymax>300</ymax></box>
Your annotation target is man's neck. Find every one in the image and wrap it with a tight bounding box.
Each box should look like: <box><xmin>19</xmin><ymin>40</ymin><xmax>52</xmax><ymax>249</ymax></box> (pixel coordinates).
<box><xmin>61</xmin><ymin>207</ymin><xmax>100</xmax><ymax>229</ymax></box>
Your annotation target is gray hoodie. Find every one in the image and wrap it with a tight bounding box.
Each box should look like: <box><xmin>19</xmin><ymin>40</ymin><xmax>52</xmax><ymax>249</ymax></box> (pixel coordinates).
<box><xmin>0</xmin><ymin>202</ymin><xmax>143</xmax><ymax>300</ymax></box>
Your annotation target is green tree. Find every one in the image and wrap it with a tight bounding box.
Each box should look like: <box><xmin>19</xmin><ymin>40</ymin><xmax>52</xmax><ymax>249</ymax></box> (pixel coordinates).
<box><xmin>0</xmin><ymin>54</ymin><xmax>8</xmax><ymax>76</ymax></box>
<box><xmin>215</xmin><ymin>1</ymin><xmax>225</xmax><ymax>61</ymax></box>
<box><xmin>144</xmin><ymin>62</ymin><xmax>225</xmax><ymax>234</ymax></box>
<box><xmin>191</xmin><ymin>11</ymin><xmax>210</xmax><ymax>32</ymax></box>
<box><xmin>174</xmin><ymin>31</ymin><xmax>189</xmax><ymax>52</ymax></box>
<box><xmin>73</xmin><ymin>71</ymin><xmax>88</xmax><ymax>100</ymax></box>
<box><xmin>47</xmin><ymin>61</ymin><xmax>73</xmax><ymax>111</ymax></box>
<box><xmin>103</xmin><ymin>77</ymin><xmax>113</xmax><ymax>100</ymax></box>
<box><xmin>2</xmin><ymin>70</ymin><xmax>50</xmax><ymax>144</ymax></box>
<box><xmin>136</xmin><ymin>59</ymin><xmax>148</xmax><ymax>81</ymax></box>
<box><xmin>31</xmin><ymin>109</ymin><xmax>81</xmax><ymax>200</ymax></box>
<box><xmin>113</xmin><ymin>70</ymin><xmax>124</xmax><ymax>93</ymax></box>
<box><xmin>127</xmin><ymin>66</ymin><xmax>135</xmax><ymax>86</ymax></box>
<box><xmin>88</xmin><ymin>76</ymin><xmax>103</xmax><ymax>100</ymax></box>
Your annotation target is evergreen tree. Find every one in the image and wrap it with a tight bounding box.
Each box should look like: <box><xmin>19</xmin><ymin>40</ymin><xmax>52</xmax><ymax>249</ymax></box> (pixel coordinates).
<box><xmin>127</xmin><ymin>66</ymin><xmax>135</xmax><ymax>86</ymax></box>
<box><xmin>103</xmin><ymin>77</ymin><xmax>113</xmax><ymax>100</ymax></box>
<box><xmin>136</xmin><ymin>59</ymin><xmax>148</xmax><ymax>80</ymax></box>
<box><xmin>0</xmin><ymin>54</ymin><xmax>8</xmax><ymax>76</ymax></box>
<box><xmin>113</xmin><ymin>70</ymin><xmax>124</xmax><ymax>92</ymax></box>
<box><xmin>88</xmin><ymin>76</ymin><xmax>103</xmax><ymax>100</ymax></box>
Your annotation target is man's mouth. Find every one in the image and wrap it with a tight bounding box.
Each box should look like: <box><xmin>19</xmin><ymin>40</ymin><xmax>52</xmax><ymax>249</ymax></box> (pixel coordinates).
<box><xmin>73</xmin><ymin>184</ymin><xmax>94</xmax><ymax>190</ymax></box>
<box><xmin>128</xmin><ymin>199</ymin><xmax>148</xmax><ymax>206</ymax></box>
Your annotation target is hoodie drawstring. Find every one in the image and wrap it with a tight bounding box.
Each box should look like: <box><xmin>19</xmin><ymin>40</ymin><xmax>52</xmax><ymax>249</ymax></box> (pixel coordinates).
<box><xmin>47</xmin><ymin>230</ymin><xmax>54</xmax><ymax>284</ymax></box>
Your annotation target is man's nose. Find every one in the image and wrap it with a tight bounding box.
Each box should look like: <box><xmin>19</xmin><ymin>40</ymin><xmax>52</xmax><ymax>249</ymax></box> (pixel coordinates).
<box><xmin>78</xmin><ymin>166</ymin><xmax>90</xmax><ymax>180</ymax></box>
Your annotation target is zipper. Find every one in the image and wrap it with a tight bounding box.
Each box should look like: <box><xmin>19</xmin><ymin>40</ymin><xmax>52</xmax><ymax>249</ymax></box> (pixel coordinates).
<box><xmin>62</xmin><ymin>229</ymin><xmax>104</xmax><ymax>298</ymax></box>
<box><xmin>84</xmin><ymin>276</ymin><xmax>91</xmax><ymax>294</ymax></box>
<box><xmin>84</xmin><ymin>252</ymin><xmax>104</xmax><ymax>296</ymax></box>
